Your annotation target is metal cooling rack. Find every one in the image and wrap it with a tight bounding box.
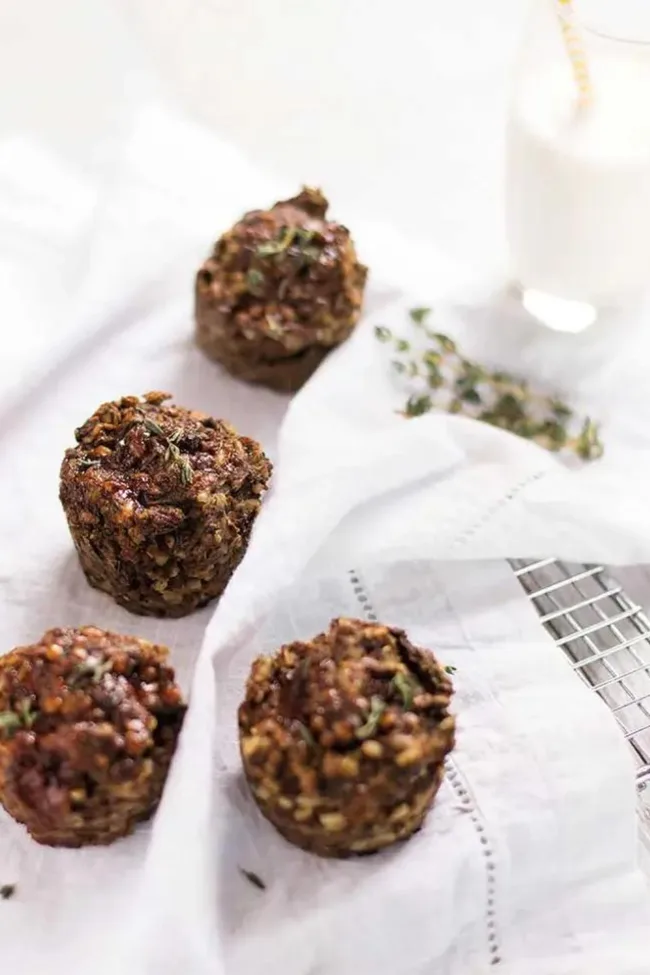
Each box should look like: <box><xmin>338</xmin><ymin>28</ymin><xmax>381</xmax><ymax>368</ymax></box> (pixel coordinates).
<box><xmin>512</xmin><ymin>558</ymin><xmax>650</xmax><ymax>791</ymax></box>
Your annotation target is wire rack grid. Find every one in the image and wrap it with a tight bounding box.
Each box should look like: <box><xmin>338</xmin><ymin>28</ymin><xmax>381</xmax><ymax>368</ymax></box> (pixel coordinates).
<box><xmin>511</xmin><ymin>558</ymin><xmax>650</xmax><ymax>791</ymax></box>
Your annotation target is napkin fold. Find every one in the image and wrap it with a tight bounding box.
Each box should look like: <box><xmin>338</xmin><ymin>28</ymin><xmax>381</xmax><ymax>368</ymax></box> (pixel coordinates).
<box><xmin>133</xmin><ymin>555</ymin><xmax>650</xmax><ymax>975</ymax></box>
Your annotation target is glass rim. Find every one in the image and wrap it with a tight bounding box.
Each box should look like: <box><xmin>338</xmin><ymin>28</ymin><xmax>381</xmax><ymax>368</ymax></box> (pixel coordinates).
<box><xmin>582</xmin><ymin>21</ymin><xmax>650</xmax><ymax>47</ymax></box>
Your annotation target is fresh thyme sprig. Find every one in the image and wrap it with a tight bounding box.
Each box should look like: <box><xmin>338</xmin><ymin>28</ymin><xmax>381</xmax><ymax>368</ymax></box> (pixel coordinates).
<box><xmin>375</xmin><ymin>309</ymin><xmax>604</xmax><ymax>462</ymax></box>
<box><xmin>391</xmin><ymin>672</ymin><xmax>418</xmax><ymax>710</ymax></box>
<box><xmin>0</xmin><ymin>699</ymin><xmax>39</xmax><ymax>738</ymax></box>
<box><xmin>69</xmin><ymin>657</ymin><xmax>114</xmax><ymax>686</ymax></box>
<box><xmin>247</xmin><ymin>226</ymin><xmax>323</xmax><ymax>299</ymax></box>
<box><xmin>255</xmin><ymin>225</ymin><xmax>322</xmax><ymax>264</ymax></box>
<box><xmin>246</xmin><ymin>267</ymin><xmax>265</xmax><ymax>295</ymax></box>
<box><xmin>356</xmin><ymin>695</ymin><xmax>386</xmax><ymax>740</ymax></box>
<box><xmin>296</xmin><ymin>721</ymin><xmax>316</xmax><ymax>748</ymax></box>
<box><xmin>77</xmin><ymin>457</ymin><xmax>101</xmax><ymax>471</ymax></box>
<box><xmin>15</xmin><ymin>699</ymin><xmax>38</xmax><ymax>728</ymax></box>
<box><xmin>0</xmin><ymin>713</ymin><xmax>21</xmax><ymax>736</ymax></box>
<box><xmin>141</xmin><ymin>416</ymin><xmax>194</xmax><ymax>485</ymax></box>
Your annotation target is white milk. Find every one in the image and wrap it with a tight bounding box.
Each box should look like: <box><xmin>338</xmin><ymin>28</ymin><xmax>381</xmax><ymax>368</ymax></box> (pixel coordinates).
<box><xmin>507</xmin><ymin>56</ymin><xmax>650</xmax><ymax>305</ymax></box>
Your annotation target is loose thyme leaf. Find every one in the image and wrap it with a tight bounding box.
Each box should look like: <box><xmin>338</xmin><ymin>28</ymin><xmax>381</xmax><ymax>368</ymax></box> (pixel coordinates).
<box><xmin>356</xmin><ymin>695</ymin><xmax>386</xmax><ymax>740</ymax></box>
<box><xmin>294</xmin><ymin>227</ymin><xmax>315</xmax><ymax>245</ymax></box>
<box><xmin>246</xmin><ymin>268</ymin><xmax>265</xmax><ymax>294</ymax></box>
<box><xmin>493</xmin><ymin>393</ymin><xmax>525</xmax><ymax>424</ymax></box>
<box><xmin>265</xmin><ymin>314</ymin><xmax>283</xmax><ymax>336</ymax></box>
<box><xmin>458</xmin><ymin>361</ymin><xmax>486</xmax><ymax>385</ymax></box>
<box><xmin>142</xmin><ymin>422</ymin><xmax>194</xmax><ymax>485</ymax></box>
<box><xmin>239</xmin><ymin>868</ymin><xmax>267</xmax><ymax>891</ymax></box>
<box><xmin>381</xmin><ymin>313</ymin><xmax>603</xmax><ymax>461</ymax></box>
<box><xmin>165</xmin><ymin>442</ymin><xmax>181</xmax><ymax>464</ymax></box>
<box><xmin>256</xmin><ymin>225</ymin><xmax>297</xmax><ymax>258</ymax></box>
<box><xmin>459</xmin><ymin>387</ymin><xmax>482</xmax><ymax>405</ymax></box>
<box><xmin>538</xmin><ymin>419</ymin><xmax>567</xmax><ymax>449</ymax></box>
<box><xmin>573</xmin><ymin>418</ymin><xmax>604</xmax><ymax>461</ymax></box>
<box><xmin>409</xmin><ymin>307</ymin><xmax>431</xmax><ymax>325</ymax></box>
<box><xmin>16</xmin><ymin>700</ymin><xmax>37</xmax><ymax>729</ymax></box>
<box><xmin>278</xmin><ymin>227</ymin><xmax>297</xmax><ymax>251</ymax></box>
<box><xmin>179</xmin><ymin>458</ymin><xmax>194</xmax><ymax>486</ymax></box>
<box><xmin>144</xmin><ymin>418</ymin><xmax>166</xmax><ymax>438</ymax></box>
<box><xmin>292</xmin><ymin>228</ymin><xmax>322</xmax><ymax>264</ymax></box>
<box><xmin>255</xmin><ymin>227</ymin><xmax>292</xmax><ymax>257</ymax></box>
<box><xmin>444</xmin><ymin>665</ymin><xmax>457</xmax><ymax>675</ymax></box>
<box><xmin>423</xmin><ymin>351</ymin><xmax>441</xmax><ymax>369</ymax></box>
<box><xmin>296</xmin><ymin>722</ymin><xmax>316</xmax><ymax>748</ymax></box>
<box><xmin>424</xmin><ymin>351</ymin><xmax>443</xmax><ymax>389</ymax></box>
<box><xmin>300</xmin><ymin>245</ymin><xmax>322</xmax><ymax>263</ymax></box>
<box><xmin>256</xmin><ymin>241</ymin><xmax>282</xmax><ymax>258</ymax></box>
<box><xmin>0</xmin><ymin>712</ymin><xmax>21</xmax><ymax>736</ymax></box>
<box><xmin>71</xmin><ymin>658</ymin><xmax>113</xmax><ymax>685</ymax></box>
<box><xmin>0</xmin><ymin>884</ymin><xmax>15</xmax><ymax>900</ymax></box>
<box><xmin>391</xmin><ymin>672</ymin><xmax>417</xmax><ymax>710</ymax></box>
<box><xmin>430</xmin><ymin>332</ymin><xmax>457</xmax><ymax>354</ymax></box>
<box><xmin>93</xmin><ymin>660</ymin><xmax>113</xmax><ymax>678</ymax></box>
<box><xmin>374</xmin><ymin>325</ymin><xmax>392</xmax><ymax>343</ymax></box>
<box><xmin>551</xmin><ymin>400</ymin><xmax>572</xmax><ymax>420</ymax></box>
<box><xmin>406</xmin><ymin>360</ymin><xmax>420</xmax><ymax>378</ymax></box>
<box><xmin>402</xmin><ymin>394</ymin><xmax>432</xmax><ymax>418</ymax></box>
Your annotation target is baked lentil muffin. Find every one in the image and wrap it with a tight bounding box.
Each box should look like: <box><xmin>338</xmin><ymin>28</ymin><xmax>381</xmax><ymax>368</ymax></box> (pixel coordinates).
<box><xmin>60</xmin><ymin>391</ymin><xmax>272</xmax><ymax>618</ymax></box>
<box><xmin>0</xmin><ymin>626</ymin><xmax>185</xmax><ymax>847</ymax></box>
<box><xmin>195</xmin><ymin>187</ymin><xmax>367</xmax><ymax>393</ymax></box>
<box><xmin>238</xmin><ymin>617</ymin><xmax>455</xmax><ymax>858</ymax></box>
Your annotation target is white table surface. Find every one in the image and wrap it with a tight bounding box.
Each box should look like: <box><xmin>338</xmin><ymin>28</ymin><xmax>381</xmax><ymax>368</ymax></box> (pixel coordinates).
<box><xmin>0</xmin><ymin>0</ymin><xmax>526</xmax><ymax>269</ymax></box>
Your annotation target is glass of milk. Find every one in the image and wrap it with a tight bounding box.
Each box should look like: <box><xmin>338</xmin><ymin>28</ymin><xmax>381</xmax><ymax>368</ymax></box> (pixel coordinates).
<box><xmin>507</xmin><ymin>0</ymin><xmax>650</xmax><ymax>332</ymax></box>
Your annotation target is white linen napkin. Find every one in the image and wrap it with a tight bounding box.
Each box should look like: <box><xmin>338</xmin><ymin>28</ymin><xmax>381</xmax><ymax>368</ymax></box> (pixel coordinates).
<box><xmin>0</xmin><ymin>105</ymin><xmax>287</xmax><ymax>975</ymax></box>
<box><xmin>129</xmin><ymin>556</ymin><xmax>650</xmax><ymax>975</ymax></box>
<box><xmin>273</xmin><ymin>280</ymin><xmax>650</xmax><ymax>568</ymax></box>
<box><xmin>0</xmin><ymin>90</ymin><xmax>650</xmax><ymax>975</ymax></box>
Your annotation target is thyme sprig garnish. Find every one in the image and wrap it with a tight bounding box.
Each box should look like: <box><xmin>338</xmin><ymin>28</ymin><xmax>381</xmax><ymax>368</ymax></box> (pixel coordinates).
<box><xmin>375</xmin><ymin>309</ymin><xmax>604</xmax><ymax>461</ymax></box>
<box><xmin>356</xmin><ymin>695</ymin><xmax>386</xmax><ymax>740</ymax></box>
<box><xmin>239</xmin><ymin>868</ymin><xmax>266</xmax><ymax>891</ymax></box>
<box><xmin>391</xmin><ymin>672</ymin><xmax>418</xmax><ymax>710</ymax></box>
<box><xmin>255</xmin><ymin>225</ymin><xmax>322</xmax><ymax>265</ymax></box>
<box><xmin>246</xmin><ymin>267</ymin><xmax>265</xmax><ymax>295</ymax></box>
<box><xmin>296</xmin><ymin>721</ymin><xmax>316</xmax><ymax>748</ymax></box>
<box><xmin>78</xmin><ymin>457</ymin><xmax>101</xmax><ymax>471</ymax></box>
<box><xmin>70</xmin><ymin>657</ymin><xmax>114</xmax><ymax>686</ymax></box>
<box><xmin>0</xmin><ymin>699</ymin><xmax>39</xmax><ymax>738</ymax></box>
<box><xmin>0</xmin><ymin>713</ymin><xmax>21</xmax><ymax>736</ymax></box>
<box><xmin>141</xmin><ymin>415</ymin><xmax>194</xmax><ymax>485</ymax></box>
<box><xmin>248</xmin><ymin>225</ymin><xmax>323</xmax><ymax>299</ymax></box>
<box><xmin>15</xmin><ymin>699</ymin><xmax>37</xmax><ymax>728</ymax></box>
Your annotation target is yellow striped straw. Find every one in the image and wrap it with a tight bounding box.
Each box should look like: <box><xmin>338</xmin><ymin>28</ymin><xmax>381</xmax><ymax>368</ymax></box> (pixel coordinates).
<box><xmin>556</xmin><ymin>0</ymin><xmax>592</xmax><ymax>105</ymax></box>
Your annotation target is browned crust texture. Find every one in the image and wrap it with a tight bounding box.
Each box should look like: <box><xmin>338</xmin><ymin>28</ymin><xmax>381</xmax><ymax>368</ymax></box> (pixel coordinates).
<box><xmin>195</xmin><ymin>187</ymin><xmax>367</xmax><ymax>393</ymax></box>
<box><xmin>0</xmin><ymin>626</ymin><xmax>186</xmax><ymax>847</ymax></box>
<box><xmin>59</xmin><ymin>391</ymin><xmax>272</xmax><ymax>617</ymax></box>
<box><xmin>238</xmin><ymin>617</ymin><xmax>455</xmax><ymax>858</ymax></box>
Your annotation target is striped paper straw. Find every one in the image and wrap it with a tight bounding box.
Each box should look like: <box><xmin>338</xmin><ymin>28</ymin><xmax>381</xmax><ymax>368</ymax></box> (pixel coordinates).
<box><xmin>556</xmin><ymin>0</ymin><xmax>592</xmax><ymax>105</ymax></box>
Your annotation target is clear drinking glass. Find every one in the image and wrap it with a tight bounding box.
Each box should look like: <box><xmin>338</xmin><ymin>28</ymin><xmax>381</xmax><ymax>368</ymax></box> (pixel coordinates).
<box><xmin>506</xmin><ymin>1</ymin><xmax>650</xmax><ymax>332</ymax></box>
